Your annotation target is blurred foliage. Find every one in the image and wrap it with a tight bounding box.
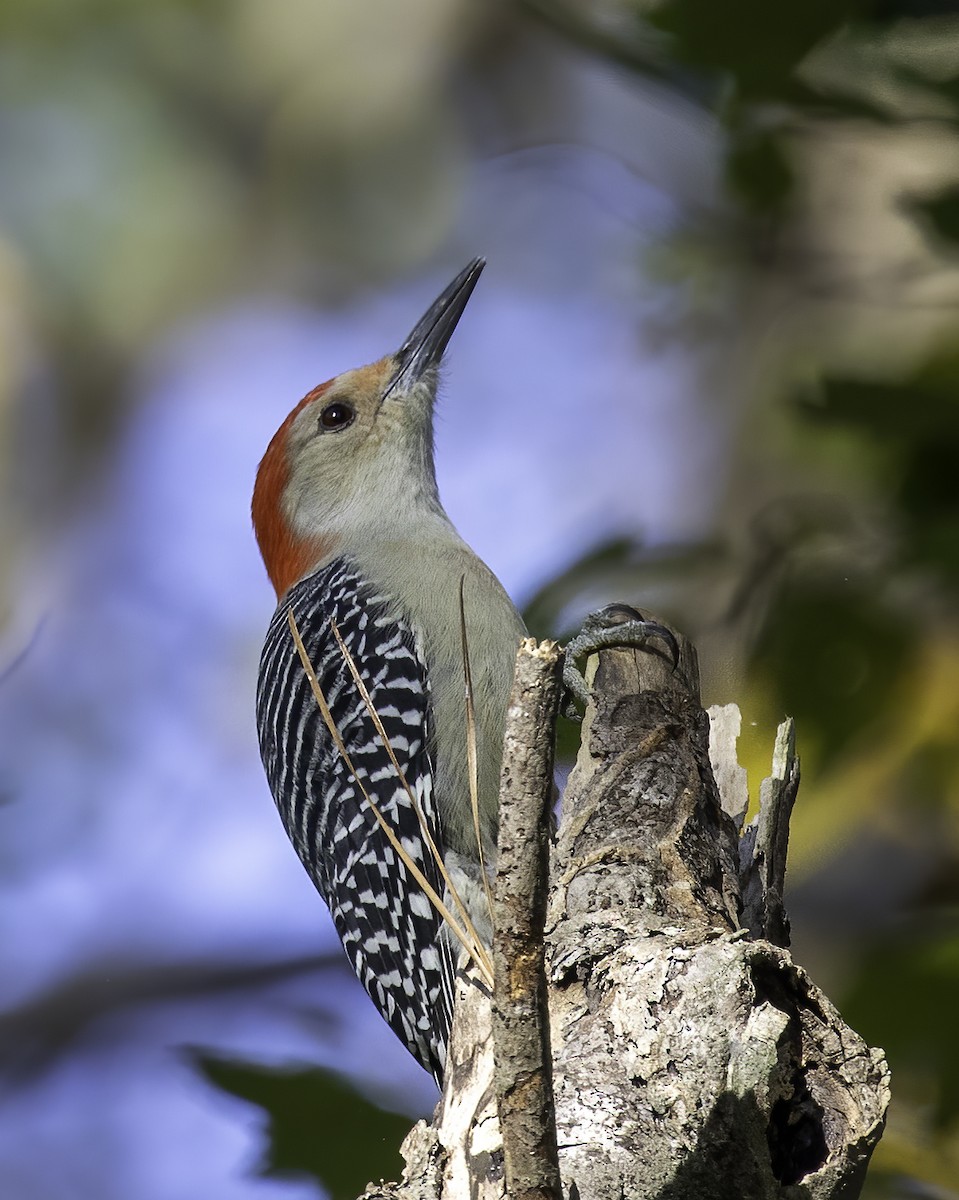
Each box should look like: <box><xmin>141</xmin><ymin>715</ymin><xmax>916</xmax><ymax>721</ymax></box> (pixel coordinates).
<box><xmin>0</xmin><ymin>0</ymin><xmax>470</xmax><ymax>499</ymax></box>
<box><xmin>797</xmin><ymin>359</ymin><xmax>959</xmax><ymax>589</ymax></box>
<box><xmin>195</xmin><ymin>1054</ymin><xmax>412</xmax><ymax>1199</ymax></box>
<box><xmin>522</xmin><ymin>537</ymin><xmax>727</xmax><ymax>760</ymax></box>
<box><xmin>842</xmin><ymin>916</ymin><xmax>959</xmax><ymax>1192</ymax></box>
<box><xmin>751</xmin><ymin>576</ymin><xmax>917</xmax><ymax>770</ymax></box>
<box><xmin>649</xmin><ymin>0</ymin><xmax>871</xmax><ymax>105</ymax></box>
<box><xmin>730</xmin><ymin>358</ymin><xmax>959</xmax><ymax>783</ymax></box>
<box><xmin>910</xmin><ymin>183</ymin><xmax>959</xmax><ymax>249</ymax></box>
<box><xmin>843</xmin><ymin>916</ymin><xmax>959</xmax><ymax>1126</ymax></box>
<box><xmin>520</xmin><ymin>2</ymin><xmax>959</xmax><ymax>1196</ymax></box>
<box><xmin>522</xmin><ymin>537</ymin><xmax>729</xmax><ymax>643</ymax></box>
<box><xmin>725</xmin><ymin>131</ymin><xmax>796</xmax><ymax>215</ymax></box>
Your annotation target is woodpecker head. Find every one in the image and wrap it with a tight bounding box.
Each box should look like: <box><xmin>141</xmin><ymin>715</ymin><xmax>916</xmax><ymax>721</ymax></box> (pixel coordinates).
<box><xmin>252</xmin><ymin>258</ymin><xmax>484</xmax><ymax>598</ymax></box>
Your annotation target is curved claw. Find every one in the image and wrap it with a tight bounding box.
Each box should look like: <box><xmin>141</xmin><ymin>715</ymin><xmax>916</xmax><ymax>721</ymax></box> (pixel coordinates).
<box><xmin>562</xmin><ymin>607</ymin><xmax>680</xmax><ymax>718</ymax></box>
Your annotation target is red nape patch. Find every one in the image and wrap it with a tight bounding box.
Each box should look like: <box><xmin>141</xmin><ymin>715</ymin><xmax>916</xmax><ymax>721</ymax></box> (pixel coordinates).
<box><xmin>252</xmin><ymin>380</ymin><xmax>336</xmax><ymax>597</ymax></box>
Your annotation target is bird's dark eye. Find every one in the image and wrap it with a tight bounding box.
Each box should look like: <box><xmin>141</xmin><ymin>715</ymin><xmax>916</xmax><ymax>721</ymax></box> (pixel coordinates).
<box><xmin>318</xmin><ymin>401</ymin><xmax>356</xmax><ymax>432</ymax></box>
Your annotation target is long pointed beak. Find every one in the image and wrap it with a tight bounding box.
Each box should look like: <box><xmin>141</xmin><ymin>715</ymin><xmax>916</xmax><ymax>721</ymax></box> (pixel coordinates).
<box><xmin>386</xmin><ymin>257</ymin><xmax>485</xmax><ymax>398</ymax></box>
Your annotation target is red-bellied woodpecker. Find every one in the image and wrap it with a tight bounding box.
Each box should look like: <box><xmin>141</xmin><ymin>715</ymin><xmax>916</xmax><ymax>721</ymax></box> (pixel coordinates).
<box><xmin>252</xmin><ymin>260</ymin><xmax>526</xmax><ymax>1082</ymax></box>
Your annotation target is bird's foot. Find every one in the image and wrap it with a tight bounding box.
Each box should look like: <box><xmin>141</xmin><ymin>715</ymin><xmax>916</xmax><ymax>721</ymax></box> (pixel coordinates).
<box><xmin>562</xmin><ymin>604</ymin><xmax>679</xmax><ymax>720</ymax></box>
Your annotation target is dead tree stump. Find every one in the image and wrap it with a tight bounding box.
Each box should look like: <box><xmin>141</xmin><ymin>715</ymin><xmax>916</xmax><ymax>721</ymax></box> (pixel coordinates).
<box><xmin>360</xmin><ymin>620</ymin><xmax>890</xmax><ymax>1200</ymax></box>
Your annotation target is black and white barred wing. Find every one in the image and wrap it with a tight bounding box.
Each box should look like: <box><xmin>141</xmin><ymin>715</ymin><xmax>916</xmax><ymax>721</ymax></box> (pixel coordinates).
<box><xmin>256</xmin><ymin>558</ymin><xmax>455</xmax><ymax>1081</ymax></box>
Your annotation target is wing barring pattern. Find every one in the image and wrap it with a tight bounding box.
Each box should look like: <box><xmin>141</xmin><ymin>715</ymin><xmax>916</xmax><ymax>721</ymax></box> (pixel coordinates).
<box><xmin>256</xmin><ymin>558</ymin><xmax>456</xmax><ymax>1081</ymax></box>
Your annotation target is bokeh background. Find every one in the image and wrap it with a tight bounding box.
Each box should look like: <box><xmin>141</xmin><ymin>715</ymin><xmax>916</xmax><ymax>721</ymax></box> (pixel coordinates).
<box><xmin>2</xmin><ymin>1</ymin><xmax>958</xmax><ymax>1197</ymax></box>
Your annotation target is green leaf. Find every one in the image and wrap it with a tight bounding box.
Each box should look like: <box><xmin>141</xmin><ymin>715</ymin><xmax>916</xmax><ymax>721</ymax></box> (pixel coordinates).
<box><xmin>194</xmin><ymin>1055</ymin><xmax>414</xmax><ymax>1198</ymax></box>
<box><xmin>726</xmin><ymin>130</ymin><xmax>795</xmax><ymax>212</ymax></box>
<box><xmin>750</xmin><ymin>578</ymin><xmax>914</xmax><ymax>767</ymax></box>
<box><xmin>797</xmin><ymin>374</ymin><xmax>959</xmax><ymax>439</ymax></box>
<box><xmin>840</xmin><ymin>915</ymin><xmax>959</xmax><ymax>1126</ymax></box>
<box><xmin>796</xmin><ymin>367</ymin><xmax>959</xmax><ymax>589</ymax></box>
<box><xmin>893</xmin><ymin>62</ymin><xmax>959</xmax><ymax>118</ymax></box>
<box><xmin>907</xmin><ymin>184</ymin><xmax>959</xmax><ymax>248</ymax></box>
<box><xmin>649</xmin><ymin>0</ymin><xmax>869</xmax><ymax>104</ymax></box>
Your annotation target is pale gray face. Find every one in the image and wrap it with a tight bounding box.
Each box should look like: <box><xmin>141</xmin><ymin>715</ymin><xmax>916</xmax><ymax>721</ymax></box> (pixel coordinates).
<box><xmin>282</xmin><ymin>356</ymin><xmax>439</xmax><ymax>541</ymax></box>
<box><xmin>252</xmin><ymin>259</ymin><xmax>483</xmax><ymax>593</ymax></box>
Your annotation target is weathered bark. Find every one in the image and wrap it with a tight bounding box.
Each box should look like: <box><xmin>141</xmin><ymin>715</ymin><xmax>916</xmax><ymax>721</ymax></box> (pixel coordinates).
<box><xmin>491</xmin><ymin>639</ymin><xmax>564</xmax><ymax>1200</ymax></box>
<box><xmin>360</xmin><ymin>623</ymin><xmax>890</xmax><ymax>1200</ymax></box>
